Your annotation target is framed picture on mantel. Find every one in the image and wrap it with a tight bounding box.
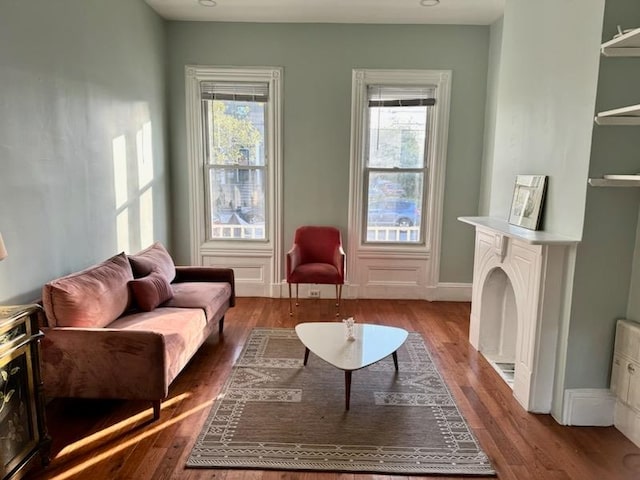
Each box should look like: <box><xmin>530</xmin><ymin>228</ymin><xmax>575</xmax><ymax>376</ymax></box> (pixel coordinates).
<box><xmin>508</xmin><ymin>175</ymin><xmax>547</xmax><ymax>230</ymax></box>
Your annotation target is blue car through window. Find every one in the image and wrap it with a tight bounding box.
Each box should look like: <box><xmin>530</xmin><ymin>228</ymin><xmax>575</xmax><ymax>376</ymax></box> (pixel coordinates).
<box><xmin>367</xmin><ymin>200</ymin><xmax>421</xmax><ymax>227</ymax></box>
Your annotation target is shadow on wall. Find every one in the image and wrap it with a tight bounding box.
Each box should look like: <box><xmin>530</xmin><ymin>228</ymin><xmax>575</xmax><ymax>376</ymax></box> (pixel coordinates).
<box><xmin>112</xmin><ymin>120</ymin><xmax>156</xmax><ymax>254</ymax></box>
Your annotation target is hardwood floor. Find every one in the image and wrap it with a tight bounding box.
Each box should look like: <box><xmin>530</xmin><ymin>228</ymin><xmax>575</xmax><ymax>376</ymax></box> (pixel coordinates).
<box><xmin>29</xmin><ymin>298</ymin><xmax>640</xmax><ymax>480</ymax></box>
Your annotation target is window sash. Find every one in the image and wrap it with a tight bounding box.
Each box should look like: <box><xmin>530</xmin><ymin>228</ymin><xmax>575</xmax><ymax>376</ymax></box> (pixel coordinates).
<box><xmin>363</xmin><ymin>171</ymin><xmax>425</xmax><ymax>244</ymax></box>
<box><xmin>205</xmin><ymin>165</ymin><xmax>268</xmax><ymax>241</ymax></box>
<box><xmin>366</xmin><ymin>105</ymin><xmax>430</xmax><ymax>169</ymax></box>
<box><xmin>362</xmin><ymin>90</ymin><xmax>432</xmax><ymax>245</ymax></box>
<box><xmin>202</xmin><ymin>100</ymin><xmax>267</xmax><ymax>167</ymax></box>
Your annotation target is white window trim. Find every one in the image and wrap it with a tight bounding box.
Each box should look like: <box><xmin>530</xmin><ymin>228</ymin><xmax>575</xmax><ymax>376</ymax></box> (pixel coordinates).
<box><xmin>185</xmin><ymin>65</ymin><xmax>283</xmax><ymax>291</ymax></box>
<box><xmin>347</xmin><ymin>69</ymin><xmax>451</xmax><ymax>293</ymax></box>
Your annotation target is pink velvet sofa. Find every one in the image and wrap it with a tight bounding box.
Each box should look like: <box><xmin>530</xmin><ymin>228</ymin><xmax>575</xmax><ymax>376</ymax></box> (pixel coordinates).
<box><xmin>39</xmin><ymin>243</ymin><xmax>235</xmax><ymax>420</ymax></box>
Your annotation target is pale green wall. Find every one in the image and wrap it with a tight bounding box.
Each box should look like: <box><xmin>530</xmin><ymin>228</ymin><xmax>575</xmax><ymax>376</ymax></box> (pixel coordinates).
<box><xmin>166</xmin><ymin>22</ymin><xmax>490</xmax><ymax>282</ymax></box>
<box><xmin>615</xmin><ymin>3</ymin><xmax>640</xmax><ymax>323</ymax></box>
<box><xmin>628</xmin><ymin>209</ymin><xmax>640</xmax><ymax>317</ymax></box>
<box><xmin>567</xmin><ymin>1</ymin><xmax>640</xmax><ymax>390</ymax></box>
<box><xmin>0</xmin><ymin>0</ymin><xmax>169</xmax><ymax>304</ymax></box>
<box><xmin>478</xmin><ymin>17</ymin><xmax>503</xmax><ymax>215</ymax></box>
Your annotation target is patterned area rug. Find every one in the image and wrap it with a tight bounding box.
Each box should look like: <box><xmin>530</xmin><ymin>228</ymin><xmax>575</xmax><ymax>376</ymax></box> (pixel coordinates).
<box><xmin>186</xmin><ymin>327</ymin><xmax>495</xmax><ymax>476</ymax></box>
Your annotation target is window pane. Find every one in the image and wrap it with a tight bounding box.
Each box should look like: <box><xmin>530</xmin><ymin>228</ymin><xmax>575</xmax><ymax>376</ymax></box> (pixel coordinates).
<box><xmin>209</xmin><ymin>168</ymin><xmax>266</xmax><ymax>240</ymax></box>
<box><xmin>368</xmin><ymin>106</ymin><xmax>427</xmax><ymax>169</ymax></box>
<box><xmin>366</xmin><ymin>172</ymin><xmax>423</xmax><ymax>243</ymax></box>
<box><xmin>207</xmin><ymin>100</ymin><xmax>266</xmax><ymax>166</ymax></box>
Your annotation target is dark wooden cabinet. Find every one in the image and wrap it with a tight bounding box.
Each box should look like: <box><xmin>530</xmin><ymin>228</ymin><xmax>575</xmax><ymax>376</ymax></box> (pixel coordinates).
<box><xmin>0</xmin><ymin>305</ymin><xmax>50</xmax><ymax>480</ymax></box>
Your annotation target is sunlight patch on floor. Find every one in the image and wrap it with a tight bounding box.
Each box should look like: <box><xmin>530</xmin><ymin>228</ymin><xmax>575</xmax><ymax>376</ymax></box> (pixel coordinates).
<box><xmin>54</xmin><ymin>393</ymin><xmax>191</xmax><ymax>461</ymax></box>
<box><xmin>49</xmin><ymin>393</ymin><xmax>216</xmax><ymax>480</ymax></box>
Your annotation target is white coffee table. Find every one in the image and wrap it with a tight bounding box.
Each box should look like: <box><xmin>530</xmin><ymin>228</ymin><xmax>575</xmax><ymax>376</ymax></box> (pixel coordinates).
<box><xmin>295</xmin><ymin>322</ymin><xmax>409</xmax><ymax>410</ymax></box>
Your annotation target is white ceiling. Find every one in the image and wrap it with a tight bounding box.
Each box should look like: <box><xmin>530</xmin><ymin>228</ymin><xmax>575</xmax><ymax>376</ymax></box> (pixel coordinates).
<box><xmin>145</xmin><ymin>0</ymin><xmax>505</xmax><ymax>25</ymax></box>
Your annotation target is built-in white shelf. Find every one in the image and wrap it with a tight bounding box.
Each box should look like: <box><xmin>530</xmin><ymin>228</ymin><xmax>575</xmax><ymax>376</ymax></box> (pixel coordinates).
<box><xmin>458</xmin><ymin>216</ymin><xmax>579</xmax><ymax>245</ymax></box>
<box><xmin>597</xmin><ymin>28</ymin><xmax>640</xmax><ymax>125</ymax></box>
<box><xmin>589</xmin><ymin>177</ymin><xmax>640</xmax><ymax>187</ymax></box>
<box><xmin>601</xmin><ymin>27</ymin><xmax>640</xmax><ymax>57</ymax></box>
<box><xmin>595</xmin><ymin>104</ymin><xmax>640</xmax><ymax>125</ymax></box>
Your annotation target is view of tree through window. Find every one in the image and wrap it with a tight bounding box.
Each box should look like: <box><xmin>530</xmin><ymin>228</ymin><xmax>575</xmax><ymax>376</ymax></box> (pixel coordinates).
<box><xmin>203</xmin><ymin>94</ymin><xmax>267</xmax><ymax>240</ymax></box>
<box><xmin>365</xmin><ymin>86</ymin><xmax>431</xmax><ymax>244</ymax></box>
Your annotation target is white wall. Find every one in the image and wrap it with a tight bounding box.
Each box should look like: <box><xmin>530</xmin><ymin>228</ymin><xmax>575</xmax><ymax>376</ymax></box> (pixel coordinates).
<box><xmin>486</xmin><ymin>0</ymin><xmax>604</xmax><ymax>238</ymax></box>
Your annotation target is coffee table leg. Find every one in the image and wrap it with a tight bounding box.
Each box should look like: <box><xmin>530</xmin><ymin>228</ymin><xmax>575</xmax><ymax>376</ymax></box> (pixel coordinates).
<box><xmin>344</xmin><ymin>370</ymin><xmax>352</xmax><ymax>410</ymax></box>
<box><xmin>392</xmin><ymin>351</ymin><xmax>399</xmax><ymax>371</ymax></box>
<box><xmin>303</xmin><ymin>347</ymin><xmax>310</xmax><ymax>366</ymax></box>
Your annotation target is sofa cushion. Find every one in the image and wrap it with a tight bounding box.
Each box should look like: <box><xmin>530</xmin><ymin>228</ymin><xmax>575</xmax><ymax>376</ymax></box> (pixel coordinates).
<box><xmin>42</xmin><ymin>252</ymin><xmax>133</xmax><ymax>328</ymax></box>
<box><xmin>164</xmin><ymin>282</ymin><xmax>232</xmax><ymax>322</ymax></box>
<box><xmin>108</xmin><ymin>307</ymin><xmax>209</xmax><ymax>392</ymax></box>
<box><xmin>128</xmin><ymin>242</ymin><xmax>176</xmax><ymax>283</ymax></box>
<box><xmin>129</xmin><ymin>272</ymin><xmax>174</xmax><ymax>312</ymax></box>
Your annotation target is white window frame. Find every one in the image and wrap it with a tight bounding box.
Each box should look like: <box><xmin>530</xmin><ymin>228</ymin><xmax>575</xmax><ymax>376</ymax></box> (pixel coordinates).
<box><xmin>347</xmin><ymin>69</ymin><xmax>451</xmax><ymax>296</ymax></box>
<box><xmin>185</xmin><ymin>66</ymin><xmax>283</xmax><ymax>293</ymax></box>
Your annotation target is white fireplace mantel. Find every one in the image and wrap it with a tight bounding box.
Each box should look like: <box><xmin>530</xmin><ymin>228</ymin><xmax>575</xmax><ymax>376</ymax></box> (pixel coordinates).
<box><xmin>458</xmin><ymin>216</ymin><xmax>580</xmax><ymax>245</ymax></box>
<box><xmin>459</xmin><ymin>216</ymin><xmax>579</xmax><ymax>413</ymax></box>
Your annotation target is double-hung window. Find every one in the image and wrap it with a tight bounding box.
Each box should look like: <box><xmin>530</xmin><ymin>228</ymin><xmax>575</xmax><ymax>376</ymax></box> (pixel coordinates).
<box><xmin>185</xmin><ymin>66</ymin><xmax>283</xmax><ymax>295</ymax></box>
<box><xmin>347</xmin><ymin>70</ymin><xmax>451</xmax><ymax>296</ymax></box>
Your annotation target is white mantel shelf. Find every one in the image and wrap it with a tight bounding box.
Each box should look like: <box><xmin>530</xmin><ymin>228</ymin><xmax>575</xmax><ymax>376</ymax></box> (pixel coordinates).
<box><xmin>458</xmin><ymin>217</ymin><xmax>580</xmax><ymax>246</ymax></box>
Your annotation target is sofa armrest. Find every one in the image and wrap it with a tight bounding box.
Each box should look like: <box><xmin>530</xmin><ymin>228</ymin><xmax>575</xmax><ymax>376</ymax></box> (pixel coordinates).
<box><xmin>173</xmin><ymin>266</ymin><xmax>235</xmax><ymax>307</ymax></box>
<box><xmin>40</xmin><ymin>327</ymin><xmax>168</xmax><ymax>400</ymax></box>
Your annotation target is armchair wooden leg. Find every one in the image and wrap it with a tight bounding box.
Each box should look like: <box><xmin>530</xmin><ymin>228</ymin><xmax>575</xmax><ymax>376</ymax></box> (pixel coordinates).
<box><xmin>296</xmin><ymin>284</ymin><xmax>299</xmax><ymax>307</ymax></box>
<box><xmin>335</xmin><ymin>284</ymin><xmax>343</xmax><ymax>317</ymax></box>
<box><xmin>288</xmin><ymin>283</ymin><xmax>293</xmax><ymax>316</ymax></box>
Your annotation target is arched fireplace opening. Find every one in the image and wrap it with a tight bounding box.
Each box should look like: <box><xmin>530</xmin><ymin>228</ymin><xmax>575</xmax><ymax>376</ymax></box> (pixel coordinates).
<box><xmin>479</xmin><ymin>267</ymin><xmax>517</xmax><ymax>386</ymax></box>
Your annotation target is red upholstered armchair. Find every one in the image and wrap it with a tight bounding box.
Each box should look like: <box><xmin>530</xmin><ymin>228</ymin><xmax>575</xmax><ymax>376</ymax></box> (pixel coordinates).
<box><xmin>286</xmin><ymin>226</ymin><xmax>345</xmax><ymax>316</ymax></box>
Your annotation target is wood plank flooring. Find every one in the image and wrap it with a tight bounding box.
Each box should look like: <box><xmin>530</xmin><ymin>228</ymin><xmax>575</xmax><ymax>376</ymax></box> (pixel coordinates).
<box><xmin>29</xmin><ymin>298</ymin><xmax>640</xmax><ymax>480</ymax></box>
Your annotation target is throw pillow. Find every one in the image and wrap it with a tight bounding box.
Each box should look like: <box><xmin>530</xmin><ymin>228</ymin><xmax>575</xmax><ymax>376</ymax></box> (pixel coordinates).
<box><xmin>128</xmin><ymin>242</ymin><xmax>176</xmax><ymax>283</ymax></box>
<box><xmin>129</xmin><ymin>271</ymin><xmax>174</xmax><ymax>312</ymax></box>
<box><xmin>42</xmin><ymin>252</ymin><xmax>133</xmax><ymax>328</ymax></box>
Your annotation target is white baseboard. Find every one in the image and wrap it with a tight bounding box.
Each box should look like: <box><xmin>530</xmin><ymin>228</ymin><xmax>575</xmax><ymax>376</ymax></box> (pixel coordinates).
<box><xmin>275</xmin><ymin>282</ymin><xmax>348</xmax><ymax>300</ymax></box>
<box><xmin>560</xmin><ymin>389</ymin><xmax>615</xmax><ymax>426</ymax></box>
<box><xmin>426</xmin><ymin>283</ymin><xmax>472</xmax><ymax>301</ymax></box>
<box><xmin>251</xmin><ymin>281</ymin><xmax>472</xmax><ymax>301</ymax></box>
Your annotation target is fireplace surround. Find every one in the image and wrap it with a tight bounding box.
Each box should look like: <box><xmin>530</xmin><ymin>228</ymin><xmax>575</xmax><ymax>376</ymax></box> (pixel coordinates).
<box><xmin>459</xmin><ymin>217</ymin><xmax>579</xmax><ymax>413</ymax></box>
